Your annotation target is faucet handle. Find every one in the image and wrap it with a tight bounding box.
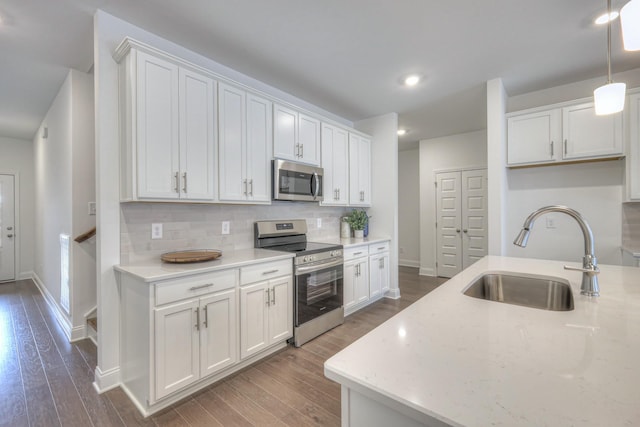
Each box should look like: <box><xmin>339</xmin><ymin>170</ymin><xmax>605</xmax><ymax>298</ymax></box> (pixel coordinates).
<box><xmin>564</xmin><ymin>265</ymin><xmax>600</xmax><ymax>274</ymax></box>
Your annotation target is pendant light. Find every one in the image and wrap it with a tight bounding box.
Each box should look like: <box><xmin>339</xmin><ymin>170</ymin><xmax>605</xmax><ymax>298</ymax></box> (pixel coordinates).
<box><xmin>621</xmin><ymin>0</ymin><xmax>640</xmax><ymax>50</ymax></box>
<box><xmin>594</xmin><ymin>0</ymin><xmax>626</xmax><ymax>115</ymax></box>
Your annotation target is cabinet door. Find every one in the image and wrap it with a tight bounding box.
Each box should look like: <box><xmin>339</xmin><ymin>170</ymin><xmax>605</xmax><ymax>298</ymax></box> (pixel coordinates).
<box><xmin>136</xmin><ymin>51</ymin><xmax>180</xmax><ymax>199</ymax></box>
<box><xmin>343</xmin><ymin>261</ymin><xmax>357</xmax><ymax>309</ymax></box>
<box><xmin>218</xmin><ymin>83</ymin><xmax>247</xmax><ymax>201</ymax></box>
<box><xmin>154</xmin><ymin>299</ymin><xmax>199</xmax><ymax>400</ymax></box>
<box><xmin>321</xmin><ymin>124</ymin><xmax>349</xmax><ymax>206</ymax></box>
<box><xmin>240</xmin><ymin>281</ymin><xmax>269</xmax><ymax>359</ymax></box>
<box><xmin>629</xmin><ymin>94</ymin><xmax>640</xmax><ymax>201</ymax></box>
<box><xmin>298</xmin><ymin>113</ymin><xmax>320</xmax><ymax>165</ymax></box>
<box><xmin>273</xmin><ymin>104</ymin><xmax>297</xmax><ymax>161</ymax></box>
<box><xmin>179</xmin><ymin>68</ymin><xmax>215</xmax><ymax>200</ymax></box>
<box><xmin>507</xmin><ymin>109</ymin><xmax>560</xmax><ymax>165</ymax></box>
<box><xmin>562</xmin><ymin>102</ymin><xmax>623</xmax><ymax>160</ymax></box>
<box><xmin>268</xmin><ymin>276</ymin><xmax>293</xmax><ymax>343</ymax></box>
<box><xmin>379</xmin><ymin>253</ymin><xmax>390</xmax><ymax>294</ymax></box>
<box><xmin>246</xmin><ymin>93</ymin><xmax>273</xmax><ymax>202</ymax></box>
<box><xmin>355</xmin><ymin>260</ymin><xmax>369</xmax><ymax>305</ymax></box>
<box><xmin>368</xmin><ymin>254</ymin><xmax>382</xmax><ymax>299</ymax></box>
<box><xmin>199</xmin><ymin>289</ymin><xmax>238</xmax><ymax>378</ymax></box>
<box><xmin>349</xmin><ymin>134</ymin><xmax>371</xmax><ymax>206</ymax></box>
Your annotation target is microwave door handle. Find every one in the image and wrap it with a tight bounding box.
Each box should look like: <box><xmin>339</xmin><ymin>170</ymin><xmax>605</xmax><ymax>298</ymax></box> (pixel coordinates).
<box><xmin>312</xmin><ymin>172</ymin><xmax>320</xmax><ymax>200</ymax></box>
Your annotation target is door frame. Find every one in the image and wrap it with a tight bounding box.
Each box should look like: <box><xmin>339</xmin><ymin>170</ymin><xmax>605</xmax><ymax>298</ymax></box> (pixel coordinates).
<box><xmin>433</xmin><ymin>166</ymin><xmax>486</xmax><ymax>278</ymax></box>
<box><xmin>0</xmin><ymin>172</ymin><xmax>20</xmax><ymax>282</ymax></box>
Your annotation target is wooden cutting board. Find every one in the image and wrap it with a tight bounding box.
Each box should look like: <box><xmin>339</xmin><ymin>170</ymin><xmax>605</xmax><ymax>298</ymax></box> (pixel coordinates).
<box><xmin>161</xmin><ymin>249</ymin><xmax>222</xmax><ymax>263</ymax></box>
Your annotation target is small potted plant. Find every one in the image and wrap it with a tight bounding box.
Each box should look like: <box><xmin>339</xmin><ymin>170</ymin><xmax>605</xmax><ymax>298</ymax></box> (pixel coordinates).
<box><xmin>345</xmin><ymin>209</ymin><xmax>368</xmax><ymax>238</ymax></box>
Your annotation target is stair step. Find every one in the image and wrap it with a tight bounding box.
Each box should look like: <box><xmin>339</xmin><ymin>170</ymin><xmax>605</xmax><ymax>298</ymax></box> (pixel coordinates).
<box><xmin>87</xmin><ymin>317</ymin><xmax>98</xmax><ymax>332</ymax></box>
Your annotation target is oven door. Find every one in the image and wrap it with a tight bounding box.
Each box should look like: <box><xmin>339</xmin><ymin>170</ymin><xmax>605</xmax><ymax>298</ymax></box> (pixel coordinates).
<box><xmin>295</xmin><ymin>259</ymin><xmax>343</xmax><ymax>326</ymax></box>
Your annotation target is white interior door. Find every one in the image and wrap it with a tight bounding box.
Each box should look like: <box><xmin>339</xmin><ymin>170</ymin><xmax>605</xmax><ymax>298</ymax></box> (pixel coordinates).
<box><xmin>0</xmin><ymin>174</ymin><xmax>15</xmax><ymax>282</ymax></box>
<box><xmin>461</xmin><ymin>170</ymin><xmax>488</xmax><ymax>269</ymax></box>
<box><xmin>436</xmin><ymin>172</ymin><xmax>462</xmax><ymax>278</ymax></box>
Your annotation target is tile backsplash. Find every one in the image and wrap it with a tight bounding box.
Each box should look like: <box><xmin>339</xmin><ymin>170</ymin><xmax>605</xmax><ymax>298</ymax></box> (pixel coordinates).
<box><xmin>120</xmin><ymin>202</ymin><xmax>349</xmax><ymax>264</ymax></box>
<box><xmin>622</xmin><ymin>203</ymin><xmax>640</xmax><ymax>249</ymax></box>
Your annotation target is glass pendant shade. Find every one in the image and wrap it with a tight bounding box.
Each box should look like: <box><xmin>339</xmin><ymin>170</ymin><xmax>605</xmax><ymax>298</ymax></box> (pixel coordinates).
<box><xmin>594</xmin><ymin>82</ymin><xmax>626</xmax><ymax>115</ymax></box>
<box><xmin>621</xmin><ymin>0</ymin><xmax>640</xmax><ymax>51</ymax></box>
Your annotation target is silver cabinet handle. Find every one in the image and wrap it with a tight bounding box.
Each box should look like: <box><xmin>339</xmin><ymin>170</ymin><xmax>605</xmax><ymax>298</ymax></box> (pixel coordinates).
<box><xmin>195</xmin><ymin>307</ymin><xmax>200</xmax><ymax>331</ymax></box>
<box><xmin>564</xmin><ymin>139</ymin><xmax>567</xmax><ymax>155</ymax></box>
<box><xmin>353</xmin><ymin>252</ymin><xmax>363</xmax><ymax>256</ymax></box>
<box><xmin>7</xmin><ymin>234</ymin><xmax>14</xmax><ymax>238</ymax></box>
<box><xmin>189</xmin><ymin>283</ymin><xmax>213</xmax><ymax>291</ymax></box>
<box><xmin>300</xmin><ymin>144</ymin><xmax>304</xmax><ymax>158</ymax></box>
<box><xmin>243</xmin><ymin>179</ymin><xmax>247</xmax><ymax>195</ymax></box>
<box><xmin>265</xmin><ymin>288</ymin><xmax>270</xmax><ymax>306</ymax></box>
<box><xmin>456</xmin><ymin>229</ymin><xmax>461</xmax><ymax>233</ymax></box>
<box><xmin>550</xmin><ymin>141</ymin><xmax>554</xmax><ymax>157</ymax></box>
<box><xmin>271</xmin><ymin>287</ymin><xmax>275</xmax><ymax>305</ymax></box>
<box><xmin>378</xmin><ymin>247</ymin><xmax>385</xmax><ymax>250</ymax></box>
<box><xmin>295</xmin><ymin>143</ymin><xmax>300</xmax><ymax>157</ymax></box>
<box><xmin>334</xmin><ymin>189</ymin><xmax>338</xmax><ymax>200</ymax></box>
<box><xmin>203</xmin><ymin>306</ymin><xmax>208</xmax><ymax>328</ymax></box>
<box><xmin>262</xmin><ymin>269</ymin><xmax>279</xmax><ymax>275</ymax></box>
<box><xmin>174</xmin><ymin>172</ymin><xmax>180</xmax><ymax>193</ymax></box>
<box><xmin>337</xmin><ymin>188</ymin><xmax>340</xmax><ymax>200</ymax></box>
<box><xmin>463</xmin><ymin>229</ymin><xmax>468</xmax><ymax>233</ymax></box>
<box><xmin>182</xmin><ymin>172</ymin><xmax>187</xmax><ymax>193</ymax></box>
<box><xmin>249</xmin><ymin>179</ymin><xmax>253</xmax><ymax>196</ymax></box>
<box><xmin>7</xmin><ymin>227</ymin><xmax>12</xmax><ymax>230</ymax></box>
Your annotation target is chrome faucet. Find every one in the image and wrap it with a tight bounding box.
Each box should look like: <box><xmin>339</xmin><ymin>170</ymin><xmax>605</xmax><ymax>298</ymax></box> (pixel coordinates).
<box><xmin>513</xmin><ymin>205</ymin><xmax>600</xmax><ymax>297</ymax></box>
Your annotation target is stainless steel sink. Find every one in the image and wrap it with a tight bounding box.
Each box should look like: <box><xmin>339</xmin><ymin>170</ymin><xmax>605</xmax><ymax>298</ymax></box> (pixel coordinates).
<box><xmin>463</xmin><ymin>272</ymin><xmax>574</xmax><ymax>311</ymax></box>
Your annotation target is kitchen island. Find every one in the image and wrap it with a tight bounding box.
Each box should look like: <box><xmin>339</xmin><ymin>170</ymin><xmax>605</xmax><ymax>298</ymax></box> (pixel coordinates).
<box><xmin>324</xmin><ymin>256</ymin><xmax>640</xmax><ymax>426</ymax></box>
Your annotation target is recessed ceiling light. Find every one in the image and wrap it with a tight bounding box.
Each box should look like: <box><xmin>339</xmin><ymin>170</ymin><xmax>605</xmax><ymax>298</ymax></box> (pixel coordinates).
<box><xmin>595</xmin><ymin>10</ymin><xmax>619</xmax><ymax>24</ymax></box>
<box><xmin>404</xmin><ymin>75</ymin><xmax>420</xmax><ymax>87</ymax></box>
<box><xmin>397</xmin><ymin>129</ymin><xmax>407</xmax><ymax>136</ymax></box>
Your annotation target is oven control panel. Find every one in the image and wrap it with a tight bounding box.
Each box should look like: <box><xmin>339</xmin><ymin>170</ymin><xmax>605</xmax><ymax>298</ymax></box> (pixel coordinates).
<box><xmin>296</xmin><ymin>249</ymin><xmax>343</xmax><ymax>266</ymax></box>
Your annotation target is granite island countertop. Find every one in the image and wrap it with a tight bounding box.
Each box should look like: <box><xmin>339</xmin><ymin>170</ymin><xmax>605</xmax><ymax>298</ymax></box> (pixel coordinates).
<box><xmin>324</xmin><ymin>255</ymin><xmax>640</xmax><ymax>426</ymax></box>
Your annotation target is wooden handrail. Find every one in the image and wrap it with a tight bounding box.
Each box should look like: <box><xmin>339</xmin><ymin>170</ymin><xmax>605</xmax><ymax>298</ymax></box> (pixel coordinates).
<box><xmin>74</xmin><ymin>227</ymin><xmax>96</xmax><ymax>243</ymax></box>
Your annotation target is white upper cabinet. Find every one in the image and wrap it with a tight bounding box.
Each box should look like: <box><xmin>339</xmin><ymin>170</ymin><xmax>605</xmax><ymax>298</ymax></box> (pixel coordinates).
<box><xmin>218</xmin><ymin>83</ymin><xmax>272</xmax><ymax>203</ymax></box>
<box><xmin>349</xmin><ymin>133</ymin><xmax>371</xmax><ymax>206</ymax></box>
<box><xmin>507</xmin><ymin>109</ymin><xmax>561</xmax><ymax>165</ymax></box>
<box><xmin>507</xmin><ymin>99</ymin><xmax>623</xmax><ymax>167</ymax></box>
<box><xmin>627</xmin><ymin>93</ymin><xmax>640</xmax><ymax>201</ymax></box>
<box><xmin>320</xmin><ymin>123</ymin><xmax>349</xmax><ymax>206</ymax></box>
<box><xmin>115</xmin><ymin>41</ymin><xmax>216</xmax><ymax>201</ymax></box>
<box><xmin>273</xmin><ymin>103</ymin><xmax>320</xmax><ymax>165</ymax></box>
<box><xmin>562</xmin><ymin>102</ymin><xmax>623</xmax><ymax>160</ymax></box>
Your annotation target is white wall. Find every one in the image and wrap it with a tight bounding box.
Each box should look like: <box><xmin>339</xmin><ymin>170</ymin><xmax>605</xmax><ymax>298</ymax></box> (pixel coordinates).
<box><xmin>398</xmin><ymin>148</ymin><xmax>420</xmax><ymax>267</ymax></box>
<box><xmin>34</xmin><ymin>69</ymin><xmax>96</xmax><ymax>339</ymax></box>
<box><xmin>418</xmin><ymin>130</ymin><xmax>487</xmax><ymax>276</ymax></box>
<box><xmin>0</xmin><ymin>136</ymin><xmax>34</xmax><ymax>279</ymax></box>
<box><xmin>356</xmin><ymin>113</ymin><xmax>400</xmax><ymax>298</ymax></box>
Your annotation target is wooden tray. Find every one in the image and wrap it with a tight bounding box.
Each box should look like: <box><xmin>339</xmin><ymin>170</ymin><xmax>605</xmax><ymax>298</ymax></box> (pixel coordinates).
<box><xmin>161</xmin><ymin>249</ymin><xmax>222</xmax><ymax>263</ymax></box>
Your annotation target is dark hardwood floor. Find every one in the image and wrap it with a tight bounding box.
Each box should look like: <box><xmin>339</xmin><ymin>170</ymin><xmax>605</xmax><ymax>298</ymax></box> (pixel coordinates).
<box><xmin>0</xmin><ymin>267</ymin><xmax>445</xmax><ymax>426</ymax></box>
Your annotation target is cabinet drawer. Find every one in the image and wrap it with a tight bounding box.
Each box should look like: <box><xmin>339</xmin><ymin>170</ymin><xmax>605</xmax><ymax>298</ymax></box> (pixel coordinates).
<box><xmin>369</xmin><ymin>241</ymin><xmax>390</xmax><ymax>254</ymax></box>
<box><xmin>155</xmin><ymin>269</ymin><xmax>238</xmax><ymax>306</ymax></box>
<box><xmin>344</xmin><ymin>245</ymin><xmax>369</xmax><ymax>260</ymax></box>
<box><xmin>240</xmin><ymin>259</ymin><xmax>292</xmax><ymax>285</ymax></box>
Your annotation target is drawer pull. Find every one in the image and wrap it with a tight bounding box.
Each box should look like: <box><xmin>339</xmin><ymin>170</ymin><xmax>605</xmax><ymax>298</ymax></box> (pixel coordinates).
<box><xmin>189</xmin><ymin>283</ymin><xmax>213</xmax><ymax>291</ymax></box>
<box><xmin>377</xmin><ymin>247</ymin><xmax>385</xmax><ymax>250</ymax></box>
<box><xmin>262</xmin><ymin>269</ymin><xmax>279</xmax><ymax>275</ymax></box>
<box><xmin>353</xmin><ymin>252</ymin><xmax>363</xmax><ymax>256</ymax></box>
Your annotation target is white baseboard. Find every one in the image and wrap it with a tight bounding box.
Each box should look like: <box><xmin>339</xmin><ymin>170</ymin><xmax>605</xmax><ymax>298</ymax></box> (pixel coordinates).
<box><xmin>419</xmin><ymin>267</ymin><xmax>436</xmax><ymax>277</ymax></box>
<box><xmin>93</xmin><ymin>365</ymin><xmax>120</xmax><ymax>394</ymax></box>
<box><xmin>31</xmin><ymin>272</ymin><xmax>73</xmax><ymax>342</ymax></box>
<box><xmin>384</xmin><ymin>288</ymin><xmax>401</xmax><ymax>299</ymax></box>
<box><xmin>70</xmin><ymin>325</ymin><xmax>87</xmax><ymax>342</ymax></box>
<box><xmin>18</xmin><ymin>271</ymin><xmax>34</xmax><ymax>280</ymax></box>
<box><xmin>398</xmin><ymin>259</ymin><xmax>420</xmax><ymax>268</ymax></box>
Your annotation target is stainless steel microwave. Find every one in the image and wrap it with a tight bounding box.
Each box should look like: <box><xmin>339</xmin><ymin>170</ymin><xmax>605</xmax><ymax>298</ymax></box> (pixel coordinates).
<box><xmin>273</xmin><ymin>159</ymin><xmax>323</xmax><ymax>202</ymax></box>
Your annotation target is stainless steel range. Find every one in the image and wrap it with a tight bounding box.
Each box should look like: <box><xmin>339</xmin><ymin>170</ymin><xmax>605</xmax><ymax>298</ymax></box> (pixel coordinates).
<box><xmin>254</xmin><ymin>220</ymin><xmax>344</xmax><ymax>347</ymax></box>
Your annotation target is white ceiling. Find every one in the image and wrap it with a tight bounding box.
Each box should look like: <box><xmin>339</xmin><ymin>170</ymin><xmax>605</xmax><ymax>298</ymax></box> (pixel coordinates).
<box><xmin>1</xmin><ymin>0</ymin><xmax>639</xmax><ymax>149</ymax></box>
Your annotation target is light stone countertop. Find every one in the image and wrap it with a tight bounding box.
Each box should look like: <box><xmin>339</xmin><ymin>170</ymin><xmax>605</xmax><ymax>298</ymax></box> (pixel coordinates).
<box><xmin>313</xmin><ymin>235</ymin><xmax>390</xmax><ymax>248</ymax></box>
<box><xmin>114</xmin><ymin>248</ymin><xmax>294</xmax><ymax>282</ymax></box>
<box><xmin>324</xmin><ymin>255</ymin><xmax>640</xmax><ymax>426</ymax></box>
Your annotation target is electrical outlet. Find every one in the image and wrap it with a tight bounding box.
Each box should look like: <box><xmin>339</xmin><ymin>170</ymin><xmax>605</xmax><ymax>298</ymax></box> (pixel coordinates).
<box><xmin>545</xmin><ymin>217</ymin><xmax>556</xmax><ymax>229</ymax></box>
<box><xmin>222</xmin><ymin>221</ymin><xmax>230</xmax><ymax>235</ymax></box>
<box><xmin>317</xmin><ymin>218</ymin><xmax>322</xmax><ymax>228</ymax></box>
<box><xmin>151</xmin><ymin>223</ymin><xmax>163</xmax><ymax>239</ymax></box>
<box><xmin>88</xmin><ymin>202</ymin><xmax>96</xmax><ymax>216</ymax></box>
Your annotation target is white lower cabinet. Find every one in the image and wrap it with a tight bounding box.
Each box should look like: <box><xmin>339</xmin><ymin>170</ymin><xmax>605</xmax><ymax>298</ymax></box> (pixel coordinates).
<box><xmin>627</xmin><ymin>93</ymin><xmax>640</xmax><ymax>201</ymax></box>
<box><xmin>118</xmin><ymin>256</ymin><xmax>293</xmax><ymax>416</ymax></box>
<box><xmin>369</xmin><ymin>243</ymin><xmax>390</xmax><ymax>299</ymax></box>
<box><xmin>154</xmin><ymin>288</ymin><xmax>237</xmax><ymax>400</ymax></box>
<box><xmin>240</xmin><ymin>273</ymin><xmax>293</xmax><ymax>359</ymax></box>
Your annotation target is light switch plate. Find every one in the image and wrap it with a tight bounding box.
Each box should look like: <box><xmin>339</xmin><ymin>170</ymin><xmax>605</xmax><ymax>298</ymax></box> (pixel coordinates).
<box><xmin>151</xmin><ymin>223</ymin><xmax>163</xmax><ymax>239</ymax></box>
<box><xmin>545</xmin><ymin>217</ymin><xmax>556</xmax><ymax>229</ymax></box>
<box><xmin>222</xmin><ymin>221</ymin><xmax>230</xmax><ymax>235</ymax></box>
<box><xmin>88</xmin><ymin>202</ymin><xmax>96</xmax><ymax>216</ymax></box>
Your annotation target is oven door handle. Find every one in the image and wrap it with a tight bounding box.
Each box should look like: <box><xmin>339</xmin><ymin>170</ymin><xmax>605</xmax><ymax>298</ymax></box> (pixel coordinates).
<box><xmin>296</xmin><ymin>258</ymin><xmax>343</xmax><ymax>274</ymax></box>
